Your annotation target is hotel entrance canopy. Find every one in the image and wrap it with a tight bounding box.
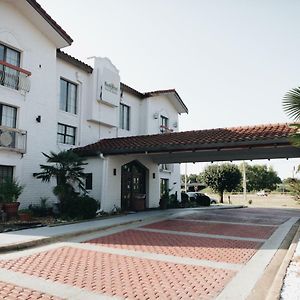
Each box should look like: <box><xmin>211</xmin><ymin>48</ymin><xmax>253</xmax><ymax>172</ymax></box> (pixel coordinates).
<box><xmin>74</xmin><ymin>123</ymin><xmax>300</xmax><ymax>163</ymax></box>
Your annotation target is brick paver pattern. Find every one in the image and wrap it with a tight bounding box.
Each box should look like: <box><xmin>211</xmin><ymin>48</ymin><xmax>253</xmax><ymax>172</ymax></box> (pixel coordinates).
<box><xmin>143</xmin><ymin>219</ymin><xmax>276</xmax><ymax>239</ymax></box>
<box><xmin>85</xmin><ymin>229</ymin><xmax>262</xmax><ymax>264</ymax></box>
<box><xmin>0</xmin><ymin>247</ymin><xmax>235</xmax><ymax>300</ymax></box>
<box><xmin>0</xmin><ymin>280</ymin><xmax>63</xmax><ymax>300</ymax></box>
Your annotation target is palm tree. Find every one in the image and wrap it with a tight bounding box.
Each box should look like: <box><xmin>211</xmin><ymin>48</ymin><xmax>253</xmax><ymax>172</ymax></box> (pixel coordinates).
<box><xmin>283</xmin><ymin>87</ymin><xmax>300</xmax><ymax>120</ymax></box>
<box><xmin>33</xmin><ymin>150</ymin><xmax>87</xmax><ymax>206</ymax></box>
<box><xmin>283</xmin><ymin>87</ymin><xmax>300</xmax><ymax>147</ymax></box>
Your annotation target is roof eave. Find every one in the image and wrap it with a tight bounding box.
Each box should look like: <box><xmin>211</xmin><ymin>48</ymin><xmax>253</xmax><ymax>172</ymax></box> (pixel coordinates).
<box><xmin>24</xmin><ymin>0</ymin><xmax>73</xmax><ymax>47</ymax></box>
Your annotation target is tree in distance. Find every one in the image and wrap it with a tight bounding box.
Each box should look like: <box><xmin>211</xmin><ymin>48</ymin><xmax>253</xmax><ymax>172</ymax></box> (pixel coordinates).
<box><xmin>202</xmin><ymin>163</ymin><xmax>242</xmax><ymax>203</ymax></box>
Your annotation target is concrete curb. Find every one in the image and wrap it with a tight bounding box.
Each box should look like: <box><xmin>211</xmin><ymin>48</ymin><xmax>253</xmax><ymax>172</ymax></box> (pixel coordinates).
<box><xmin>266</xmin><ymin>221</ymin><xmax>300</xmax><ymax>300</ymax></box>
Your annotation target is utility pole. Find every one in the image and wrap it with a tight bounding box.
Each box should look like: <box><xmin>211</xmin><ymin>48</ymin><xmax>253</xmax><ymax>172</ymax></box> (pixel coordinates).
<box><xmin>242</xmin><ymin>161</ymin><xmax>247</xmax><ymax>203</ymax></box>
<box><xmin>184</xmin><ymin>163</ymin><xmax>188</xmax><ymax>192</ymax></box>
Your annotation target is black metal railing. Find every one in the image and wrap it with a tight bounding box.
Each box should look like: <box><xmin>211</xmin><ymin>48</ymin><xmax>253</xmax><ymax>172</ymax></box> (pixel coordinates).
<box><xmin>0</xmin><ymin>61</ymin><xmax>31</xmax><ymax>93</ymax></box>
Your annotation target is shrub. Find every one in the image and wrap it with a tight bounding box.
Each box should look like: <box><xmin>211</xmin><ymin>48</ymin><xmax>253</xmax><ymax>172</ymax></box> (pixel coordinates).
<box><xmin>167</xmin><ymin>194</ymin><xmax>180</xmax><ymax>208</ymax></box>
<box><xmin>63</xmin><ymin>195</ymin><xmax>98</xmax><ymax>220</ymax></box>
<box><xmin>29</xmin><ymin>197</ymin><xmax>52</xmax><ymax>217</ymax></box>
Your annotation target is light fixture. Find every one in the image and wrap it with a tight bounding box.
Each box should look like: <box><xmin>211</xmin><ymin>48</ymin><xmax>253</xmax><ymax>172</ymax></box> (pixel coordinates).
<box><xmin>153</xmin><ymin>112</ymin><xmax>159</xmax><ymax>119</ymax></box>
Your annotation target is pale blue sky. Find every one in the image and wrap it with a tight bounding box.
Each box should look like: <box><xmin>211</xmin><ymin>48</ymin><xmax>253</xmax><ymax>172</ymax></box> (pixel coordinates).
<box><xmin>38</xmin><ymin>0</ymin><xmax>300</xmax><ymax>179</ymax></box>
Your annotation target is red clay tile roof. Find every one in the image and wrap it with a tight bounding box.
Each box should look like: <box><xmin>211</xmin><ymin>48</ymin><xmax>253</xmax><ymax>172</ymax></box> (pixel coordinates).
<box><xmin>57</xmin><ymin>50</ymin><xmax>93</xmax><ymax>73</ymax></box>
<box><xmin>74</xmin><ymin>123</ymin><xmax>297</xmax><ymax>156</ymax></box>
<box><xmin>27</xmin><ymin>0</ymin><xmax>73</xmax><ymax>45</ymax></box>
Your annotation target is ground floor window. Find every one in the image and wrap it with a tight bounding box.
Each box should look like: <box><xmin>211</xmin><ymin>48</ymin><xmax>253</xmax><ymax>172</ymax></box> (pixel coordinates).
<box><xmin>85</xmin><ymin>173</ymin><xmax>92</xmax><ymax>190</ymax></box>
<box><xmin>57</xmin><ymin>123</ymin><xmax>76</xmax><ymax>145</ymax></box>
<box><xmin>160</xmin><ymin>178</ymin><xmax>169</xmax><ymax>197</ymax></box>
<box><xmin>0</xmin><ymin>165</ymin><xmax>13</xmax><ymax>183</ymax></box>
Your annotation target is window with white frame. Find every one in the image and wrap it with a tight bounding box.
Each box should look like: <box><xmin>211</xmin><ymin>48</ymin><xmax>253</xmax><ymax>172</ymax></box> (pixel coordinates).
<box><xmin>60</xmin><ymin>78</ymin><xmax>77</xmax><ymax>114</ymax></box>
<box><xmin>160</xmin><ymin>115</ymin><xmax>169</xmax><ymax>133</ymax></box>
<box><xmin>119</xmin><ymin>103</ymin><xmax>130</xmax><ymax>130</ymax></box>
<box><xmin>57</xmin><ymin>123</ymin><xmax>76</xmax><ymax>145</ymax></box>
<box><xmin>0</xmin><ymin>165</ymin><xmax>13</xmax><ymax>183</ymax></box>
<box><xmin>0</xmin><ymin>104</ymin><xmax>17</xmax><ymax>128</ymax></box>
<box><xmin>0</xmin><ymin>43</ymin><xmax>21</xmax><ymax>90</ymax></box>
<box><xmin>160</xmin><ymin>178</ymin><xmax>169</xmax><ymax>197</ymax></box>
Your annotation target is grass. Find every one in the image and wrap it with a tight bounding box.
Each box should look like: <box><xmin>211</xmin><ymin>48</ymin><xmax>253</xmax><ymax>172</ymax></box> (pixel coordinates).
<box><xmin>207</xmin><ymin>192</ymin><xmax>300</xmax><ymax>209</ymax></box>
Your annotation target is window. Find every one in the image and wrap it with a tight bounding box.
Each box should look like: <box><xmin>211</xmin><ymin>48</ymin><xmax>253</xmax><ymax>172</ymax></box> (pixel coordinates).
<box><xmin>0</xmin><ymin>165</ymin><xmax>13</xmax><ymax>183</ymax></box>
<box><xmin>0</xmin><ymin>43</ymin><xmax>20</xmax><ymax>90</ymax></box>
<box><xmin>160</xmin><ymin>178</ymin><xmax>169</xmax><ymax>197</ymax></box>
<box><xmin>160</xmin><ymin>116</ymin><xmax>169</xmax><ymax>133</ymax></box>
<box><xmin>57</xmin><ymin>123</ymin><xmax>76</xmax><ymax>145</ymax></box>
<box><xmin>85</xmin><ymin>173</ymin><xmax>93</xmax><ymax>190</ymax></box>
<box><xmin>0</xmin><ymin>104</ymin><xmax>17</xmax><ymax>128</ymax></box>
<box><xmin>60</xmin><ymin>79</ymin><xmax>77</xmax><ymax>114</ymax></box>
<box><xmin>119</xmin><ymin>103</ymin><xmax>130</xmax><ymax>130</ymax></box>
<box><xmin>160</xmin><ymin>164</ymin><xmax>170</xmax><ymax>172</ymax></box>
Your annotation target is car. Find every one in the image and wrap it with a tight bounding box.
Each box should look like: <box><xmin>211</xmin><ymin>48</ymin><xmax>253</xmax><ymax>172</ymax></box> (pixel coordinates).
<box><xmin>186</xmin><ymin>192</ymin><xmax>217</xmax><ymax>205</ymax></box>
<box><xmin>257</xmin><ymin>190</ymin><xmax>268</xmax><ymax>196</ymax></box>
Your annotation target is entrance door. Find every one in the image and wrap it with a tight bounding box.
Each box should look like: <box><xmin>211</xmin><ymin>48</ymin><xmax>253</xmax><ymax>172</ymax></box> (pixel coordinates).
<box><xmin>121</xmin><ymin>161</ymin><xmax>146</xmax><ymax>211</ymax></box>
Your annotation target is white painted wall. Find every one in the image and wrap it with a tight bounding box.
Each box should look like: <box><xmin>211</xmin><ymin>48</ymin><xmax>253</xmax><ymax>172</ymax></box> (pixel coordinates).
<box><xmin>0</xmin><ymin>0</ymin><xmax>185</xmax><ymax>211</ymax></box>
<box><xmin>146</xmin><ymin>95</ymin><xmax>179</xmax><ymax>135</ymax></box>
<box><xmin>98</xmin><ymin>155</ymin><xmax>160</xmax><ymax>212</ymax></box>
<box><xmin>0</xmin><ymin>1</ymin><xmax>59</xmax><ymax>207</ymax></box>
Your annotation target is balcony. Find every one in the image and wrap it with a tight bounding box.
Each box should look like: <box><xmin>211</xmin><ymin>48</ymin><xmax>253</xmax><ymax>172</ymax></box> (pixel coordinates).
<box><xmin>160</xmin><ymin>125</ymin><xmax>174</xmax><ymax>133</ymax></box>
<box><xmin>0</xmin><ymin>126</ymin><xmax>27</xmax><ymax>153</ymax></box>
<box><xmin>0</xmin><ymin>60</ymin><xmax>31</xmax><ymax>93</ymax></box>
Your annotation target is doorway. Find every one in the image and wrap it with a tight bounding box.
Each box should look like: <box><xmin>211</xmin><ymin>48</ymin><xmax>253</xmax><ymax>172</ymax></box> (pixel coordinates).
<box><xmin>121</xmin><ymin>160</ymin><xmax>147</xmax><ymax>211</ymax></box>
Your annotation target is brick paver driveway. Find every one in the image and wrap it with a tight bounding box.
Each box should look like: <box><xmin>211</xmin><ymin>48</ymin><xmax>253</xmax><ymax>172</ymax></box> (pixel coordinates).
<box><xmin>0</xmin><ymin>207</ymin><xmax>298</xmax><ymax>299</ymax></box>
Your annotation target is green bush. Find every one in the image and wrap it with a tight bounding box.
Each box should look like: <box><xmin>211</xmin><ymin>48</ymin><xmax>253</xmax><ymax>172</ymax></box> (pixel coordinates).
<box><xmin>63</xmin><ymin>195</ymin><xmax>98</xmax><ymax>220</ymax></box>
<box><xmin>167</xmin><ymin>193</ymin><xmax>180</xmax><ymax>208</ymax></box>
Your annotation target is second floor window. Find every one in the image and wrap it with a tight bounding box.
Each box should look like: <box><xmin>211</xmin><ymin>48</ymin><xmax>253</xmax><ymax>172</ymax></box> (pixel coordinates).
<box><xmin>60</xmin><ymin>79</ymin><xmax>77</xmax><ymax>114</ymax></box>
<box><xmin>0</xmin><ymin>104</ymin><xmax>17</xmax><ymax>128</ymax></box>
<box><xmin>120</xmin><ymin>103</ymin><xmax>130</xmax><ymax>130</ymax></box>
<box><xmin>57</xmin><ymin>123</ymin><xmax>76</xmax><ymax>145</ymax></box>
<box><xmin>160</xmin><ymin>116</ymin><xmax>169</xmax><ymax>133</ymax></box>
<box><xmin>0</xmin><ymin>43</ymin><xmax>20</xmax><ymax>90</ymax></box>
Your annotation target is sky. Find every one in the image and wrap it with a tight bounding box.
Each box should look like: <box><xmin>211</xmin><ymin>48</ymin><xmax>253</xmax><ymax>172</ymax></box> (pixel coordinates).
<box><xmin>38</xmin><ymin>0</ymin><xmax>300</xmax><ymax>179</ymax></box>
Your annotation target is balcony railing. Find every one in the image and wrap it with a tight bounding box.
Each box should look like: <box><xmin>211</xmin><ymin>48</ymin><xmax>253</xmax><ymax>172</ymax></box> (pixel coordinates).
<box><xmin>160</xmin><ymin>125</ymin><xmax>174</xmax><ymax>133</ymax></box>
<box><xmin>0</xmin><ymin>60</ymin><xmax>31</xmax><ymax>93</ymax></box>
<box><xmin>0</xmin><ymin>126</ymin><xmax>27</xmax><ymax>153</ymax></box>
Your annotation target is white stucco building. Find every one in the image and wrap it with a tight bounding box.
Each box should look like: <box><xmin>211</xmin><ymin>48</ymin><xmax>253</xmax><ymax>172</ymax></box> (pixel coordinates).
<box><xmin>0</xmin><ymin>0</ymin><xmax>188</xmax><ymax>211</ymax></box>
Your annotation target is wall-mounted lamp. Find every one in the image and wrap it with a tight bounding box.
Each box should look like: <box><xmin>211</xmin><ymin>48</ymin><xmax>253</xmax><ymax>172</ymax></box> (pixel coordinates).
<box><xmin>152</xmin><ymin>173</ymin><xmax>156</xmax><ymax>179</ymax></box>
<box><xmin>153</xmin><ymin>112</ymin><xmax>159</xmax><ymax>119</ymax></box>
<box><xmin>113</xmin><ymin>168</ymin><xmax>117</xmax><ymax>176</ymax></box>
<box><xmin>36</xmin><ymin>115</ymin><xmax>41</xmax><ymax>123</ymax></box>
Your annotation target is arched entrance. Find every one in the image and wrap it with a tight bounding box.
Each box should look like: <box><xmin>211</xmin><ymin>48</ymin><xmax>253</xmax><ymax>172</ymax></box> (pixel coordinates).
<box><xmin>121</xmin><ymin>160</ymin><xmax>147</xmax><ymax>211</ymax></box>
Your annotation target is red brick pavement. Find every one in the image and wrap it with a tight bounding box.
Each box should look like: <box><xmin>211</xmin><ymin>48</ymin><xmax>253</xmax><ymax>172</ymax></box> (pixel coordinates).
<box><xmin>143</xmin><ymin>219</ymin><xmax>276</xmax><ymax>239</ymax></box>
<box><xmin>85</xmin><ymin>229</ymin><xmax>262</xmax><ymax>264</ymax></box>
<box><xmin>0</xmin><ymin>247</ymin><xmax>236</xmax><ymax>300</ymax></box>
<box><xmin>0</xmin><ymin>280</ymin><xmax>62</xmax><ymax>300</ymax></box>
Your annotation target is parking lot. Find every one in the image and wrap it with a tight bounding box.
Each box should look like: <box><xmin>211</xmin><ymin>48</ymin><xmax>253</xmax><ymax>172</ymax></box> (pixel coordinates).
<box><xmin>0</xmin><ymin>207</ymin><xmax>298</xmax><ymax>299</ymax></box>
